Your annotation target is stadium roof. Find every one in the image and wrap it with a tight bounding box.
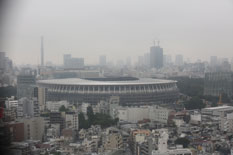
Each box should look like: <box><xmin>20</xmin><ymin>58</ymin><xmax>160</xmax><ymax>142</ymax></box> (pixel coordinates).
<box><xmin>37</xmin><ymin>78</ymin><xmax>176</xmax><ymax>86</ymax></box>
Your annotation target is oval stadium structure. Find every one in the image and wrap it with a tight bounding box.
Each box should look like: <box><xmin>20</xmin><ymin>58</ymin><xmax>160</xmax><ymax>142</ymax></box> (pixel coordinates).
<box><xmin>37</xmin><ymin>77</ymin><xmax>179</xmax><ymax>106</ymax></box>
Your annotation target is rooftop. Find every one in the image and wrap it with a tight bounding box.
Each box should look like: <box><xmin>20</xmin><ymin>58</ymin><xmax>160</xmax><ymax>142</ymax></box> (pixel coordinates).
<box><xmin>203</xmin><ymin>106</ymin><xmax>233</xmax><ymax>110</ymax></box>
<box><xmin>37</xmin><ymin>78</ymin><xmax>176</xmax><ymax>86</ymax></box>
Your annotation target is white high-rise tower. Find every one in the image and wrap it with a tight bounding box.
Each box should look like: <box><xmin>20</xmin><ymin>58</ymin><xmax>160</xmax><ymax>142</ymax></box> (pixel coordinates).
<box><xmin>41</xmin><ymin>36</ymin><xmax>44</xmax><ymax>66</ymax></box>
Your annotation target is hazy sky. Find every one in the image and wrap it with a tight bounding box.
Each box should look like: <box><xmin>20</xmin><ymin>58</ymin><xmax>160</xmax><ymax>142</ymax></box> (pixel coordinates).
<box><xmin>1</xmin><ymin>0</ymin><xmax>233</xmax><ymax>65</ymax></box>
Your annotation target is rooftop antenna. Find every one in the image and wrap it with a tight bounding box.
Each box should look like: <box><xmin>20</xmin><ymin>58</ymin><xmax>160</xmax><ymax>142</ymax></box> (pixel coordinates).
<box><xmin>158</xmin><ymin>40</ymin><xmax>160</xmax><ymax>46</ymax></box>
<box><xmin>153</xmin><ymin>40</ymin><xmax>156</xmax><ymax>46</ymax></box>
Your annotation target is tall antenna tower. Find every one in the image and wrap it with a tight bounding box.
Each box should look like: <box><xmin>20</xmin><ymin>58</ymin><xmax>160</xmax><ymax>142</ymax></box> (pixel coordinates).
<box><xmin>41</xmin><ymin>36</ymin><xmax>44</xmax><ymax>66</ymax></box>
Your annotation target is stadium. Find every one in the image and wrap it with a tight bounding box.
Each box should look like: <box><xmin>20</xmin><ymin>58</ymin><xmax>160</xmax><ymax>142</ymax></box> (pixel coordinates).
<box><xmin>37</xmin><ymin>77</ymin><xmax>179</xmax><ymax>106</ymax></box>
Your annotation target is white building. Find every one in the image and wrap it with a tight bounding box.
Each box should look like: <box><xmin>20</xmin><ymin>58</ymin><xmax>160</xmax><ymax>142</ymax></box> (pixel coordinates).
<box><xmin>149</xmin><ymin>106</ymin><xmax>171</xmax><ymax>123</ymax></box>
<box><xmin>5</xmin><ymin>98</ymin><xmax>18</xmax><ymax>109</ymax></box>
<box><xmin>202</xmin><ymin>106</ymin><xmax>233</xmax><ymax>121</ymax></box>
<box><xmin>115</xmin><ymin>105</ymin><xmax>171</xmax><ymax>124</ymax></box>
<box><xmin>117</xmin><ymin>106</ymin><xmax>148</xmax><ymax>123</ymax></box>
<box><xmin>220</xmin><ymin>112</ymin><xmax>233</xmax><ymax>132</ymax></box>
<box><xmin>190</xmin><ymin>111</ymin><xmax>201</xmax><ymax>124</ymax></box>
<box><xmin>5</xmin><ymin>98</ymin><xmax>23</xmax><ymax>118</ymax></box>
<box><xmin>152</xmin><ymin>129</ymin><xmax>192</xmax><ymax>155</ymax></box>
<box><xmin>81</xmin><ymin>103</ymin><xmax>90</xmax><ymax>114</ymax></box>
<box><xmin>19</xmin><ymin>97</ymin><xmax>40</xmax><ymax>117</ymax></box>
<box><xmin>65</xmin><ymin>112</ymin><xmax>79</xmax><ymax>130</ymax></box>
<box><xmin>46</xmin><ymin>100</ymin><xmax>69</xmax><ymax>112</ymax></box>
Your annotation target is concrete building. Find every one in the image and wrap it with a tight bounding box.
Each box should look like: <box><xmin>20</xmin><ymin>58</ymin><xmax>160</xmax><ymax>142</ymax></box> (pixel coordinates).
<box><xmin>46</xmin><ymin>100</ymin><xmax>69</xmax><ymax>112</ymax></box>
<box><xmin>17</xmin><ymin>68</ymin><xmax>37</xmax><ymax>99</ymax></box>
<box><xmin>117</xmin><ymin>106</ymin><xmax>148</xmax><ymax>123</ymax></box>
<box><xmin>0</xmin><ymin>51</ymin><xmax>6</xmax><ymax>70</ymax></box>
<box><xmin>82</xmin><ymin>136</ymin><xmax>99</xmax><ymax>153</ymax></box>
<box><xmin>129</xmin><ymin>129</ymin><xmax>151</xmax><ymax>155</ymax></box>
<box><xmin>50</xmin><ymin>112</ymin><xmax>65</xmax><ymax>133</ymax></box>
<box><xmin>100</xmin><ymin>127</ymin><xmax>123</xmax><ymax>152</ymax></box>
<box><xmin>190</xmin><ymin>111</ymin><xmax>201</xmax><ymax>124</ymax></box>
<box><xmin>63</xmin><ymin>54</ymin><xmax>84</xmax><ymax>69</ymax></box>
<box><xmin>152</xmin><ymin>129</ymin><xmax>192</xmax><ymax>155</ymax></box>
<box><xmin>6</xmin><ymin>122</ymin><xmax>24</xmax><ymax>142</ymax></box>
<box><xmin>220</xmin><ymin>112</ymin><xmax>233</xmax><ymax>132</ymax></box>
<box><xmin>204</xmin><ymin>72</ymin><xmax>233</xmax><ymax>97</ymax></box>
<box><xmin>210</xmin><ymin>56</ymin><xmax>218</xmax><ymax>67</ymax></box>
<box><xmin>22</xmin><ymin>117</ymin><xmax>45</xmax><ymax>141</ymax></box>
<box><xmin>175</xmin><ymin>54</ymin><xmax>184</xmax><ymax>66</ymax></box>
<box><xmin>81</xmin><ymin>103</ymin><xmax>90</xmax><ymax>114</ymax></box>
<box><xmin>201</xmin><ymin>106</ymin><xmax>233</xmax><ymax>122</ymax></box>
<box><xmin>150</xmin><ymin>43</ymin><xmax>163</xmax><ymax>69</ymax></box>
<box><xmin>149</xmin><ymin>106</ymin><xmax>172</xmax><ymax>124</ymax></box>
<box><xmin>115</xmin><ymin>105</ymin><xmax>171</xmax><ymax>124</ymax></box>
<box><xmin>65</xmin><ymin>112</ymin><xmax>79</xmax><ymax>130</ymax></box>
<box><xmin>18</xmin><ymin>97</ymin><xmax>40</xmax><ymax>117</ymax></box>
<box><xmin>99</xmin><ymin>55</ymin><xmax>107</xmax><ymax>66</ymax></box>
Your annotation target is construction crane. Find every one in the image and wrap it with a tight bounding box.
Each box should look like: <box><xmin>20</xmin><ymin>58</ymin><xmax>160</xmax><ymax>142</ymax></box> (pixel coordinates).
<box><xmin>218</xmin><ymin>94</ymin><xmax>222</xmax><ymax>106</ymax></box>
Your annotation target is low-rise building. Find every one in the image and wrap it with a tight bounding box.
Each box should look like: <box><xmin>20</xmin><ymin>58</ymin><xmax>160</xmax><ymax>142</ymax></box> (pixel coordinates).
<box><xmin>152</xmin><ymin>129</ymin><xmax>192</xmax><ymax>155</ymax></box>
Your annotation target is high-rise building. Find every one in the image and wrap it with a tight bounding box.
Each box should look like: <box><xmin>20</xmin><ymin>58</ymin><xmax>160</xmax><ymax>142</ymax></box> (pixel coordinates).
<box><xmin>175</xmin><ymin>54</ymin><xmax>184</xmax><ymax>66</ymax></box>
<box><xmin>0</xmin><ymin>52</ymin><xmax>6</xmax><ymax>70</ymax></box>
<box><xmin>150</xmin><ymin>42</ymin><xmax>163</xmax><ymax>69</ymax></box>
<box><xmin>204</xmin><ymin>72</ymin><xmax>233</xmax><ymax>97</ymax></box>
<box><xmin>41</xmin><ymin>36</ymin><xmax>44</xmax><ymax>66</ymax></box>
<box><xmin>163</xmin><ymin>54</ymin><xmax>172</xmax><ymax>66</ymax></box>
<box><xmin>18</xmin><ymin>97</ymin><xmax>40</xmax><ymax>118</ymax></box>
<box><xmin>99</xmin><ymin>55</ymin><xmax>107</xmax><ymax>66</ymax></box>
<box><xmin>63</xmin><ymin>54</ymin><xmax>84</xmax><ymax>69</ymax></box>
<box><xmin>210</xmin><ymin>56</ymin><xmax>218</xmax><ymax>67</ymax></box>
<box><xmin>126</xmin><ymin>56</ymin><xmax>131</xmax><ymax>67</ymax></box>
<box><xmin>17</xmin><ymin>68</ymin><xmax>37</xmax><ymax>99</ymax></box>
<box><xmin>0</xmin><ymin>52</ymin><xmax>13</xmax><ymax>72</ymax></box>
<box><xmin>144</xmin><ymin>53</ymin><xmax>150</xmax><ymax>67</ymax></box>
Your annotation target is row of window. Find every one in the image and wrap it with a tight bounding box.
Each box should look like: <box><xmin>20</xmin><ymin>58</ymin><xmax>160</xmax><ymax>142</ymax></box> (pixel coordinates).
<box><xmin>49</xmin><ymin>84</ymin><xmax>177</xmax><ymax>92</ymax></box>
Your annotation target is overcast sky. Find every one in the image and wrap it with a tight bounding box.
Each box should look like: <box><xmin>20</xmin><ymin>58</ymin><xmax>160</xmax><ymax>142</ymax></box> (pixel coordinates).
<box><xmin>0</xmin><ymin>0</ymin><xmax>233</xmax><ymax>65</ymax></box>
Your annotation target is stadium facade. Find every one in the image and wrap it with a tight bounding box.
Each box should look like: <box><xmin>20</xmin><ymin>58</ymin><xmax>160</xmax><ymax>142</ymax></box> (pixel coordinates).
<box><xmin>37</xmin><ymin>77</ymin><xmax>179</xmax><ymax>106</ymax></box>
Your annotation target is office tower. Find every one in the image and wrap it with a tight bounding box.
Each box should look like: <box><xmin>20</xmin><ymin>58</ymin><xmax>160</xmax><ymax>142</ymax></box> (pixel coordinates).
<box><xmin>231</xmin><ymin>57</ymin><xmax>233</xmax><ymax>71</ymax></box>
<box><xmin>175</xmin><ymin>54</ymin><xmax>184</xmax><ymax>66</ymax></box>
<box><xmin>63</xmin><ymin>54</ymin><xmax>84</xmax><ymax>69</ymax></box>
<box><xmin>63</xmin><ymin>54</ymin><xmax>71</xmax><ymax>67</ymax></box>
<box><xmin>138</xmin><ymin>56</ymin><xmax>144</xmax><ymax>66</ymax></box>
<box><xmin>18</xmin><ymin>97</ymin><xmax>40</xmax><ymax>118</ymax></box>
<box><xmin>210</xmin><ymin>56</ymin><xmax>218</xmax><ymax>67</ymax></box>
<box><xmin>41</xmin><ymin>36</ymin><xmax>44</xmax><ymax>66</ymax></box>
<box><xmin>163</xmin><ymin>54</ymin><xmax>172</xmax><ymax>66</ymax></box>
<box><xmin>126</xmin><ymin>56</ymin><xmax>131</xmax><ymax>67</ymax></box>
<box><xmin>204</xmin><ymin>72</ymin><xmax>232</xmax><ymax>97</ymax></box>
<box><xmin>0</xmin><ymin>52</ymin><xmax>6</xmax><ymax>70</ymax></box>
<box><xmin>150</xmin><ymin>42</ymin><xmax>163</xmax><ymax>69</ymax></box>
<box><xmin>99</xmin><ymin>55</ymin><xmax>107</xmax><ymax>66</ymax></box>
<box><xmin>144</xmin><ymin>53</ymin><xmax>150</xmax><ymax>67</ymax></box>
<box><xmin>17</xmin><ymin>68</ymin><xmax>37</xmax><ymax>99</ymax></box>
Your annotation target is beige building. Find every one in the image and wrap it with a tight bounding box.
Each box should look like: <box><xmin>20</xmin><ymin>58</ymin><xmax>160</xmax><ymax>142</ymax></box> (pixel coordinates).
<box><xmin>65</xmin><ymin>112</ymin><xmax>79</xmax><ymax>130</ymax></box>
<box><xmin>101</xmin><ymin>133</ymin><xmax>123</xmax><ymax>151</ymax></box>
<box><xmin>22</xmin><ymin>117</ymin><xmax>45</xmax><ymax>141</ymax></box>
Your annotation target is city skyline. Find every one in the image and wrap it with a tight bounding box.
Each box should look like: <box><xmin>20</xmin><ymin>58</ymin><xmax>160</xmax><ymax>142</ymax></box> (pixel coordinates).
<box><xmin>0</xmin><ymin>0</ymin><xmax>233</xmax><ymax>65</ymax></box>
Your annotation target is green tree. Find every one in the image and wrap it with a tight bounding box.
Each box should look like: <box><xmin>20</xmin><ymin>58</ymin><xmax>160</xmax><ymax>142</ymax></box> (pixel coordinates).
<box><xmin>59</xmin><ymin>105</ymin><xmax>67</xmax><ymax>112</ymax></box>
<box><xmin>78</xmin><ymin>112</ymin><xmax>89</xmax><ymax>129</ymax></box>
<box><xmin>170</xmin><ymin>77</ymin><xmax>204</xmax><ymax>97</ymax></box>
<box><xmin>185</xmin><ymin>96</ymin><xmax>205</xmax><ymax>110</ymax></box>
<box><xmin>175</xmin><ymin>137</ymin><xmax>190</xmax><ymax>148</ymax></box>
<box><xmin>87</xmin><ymin>106</ymin><xmax>94</xmax><ymax>124</ymax></box>
<box><xmin>78</xmin><ymin>106</ymin><xmax>119</xmax><ymax>129</ymax></box>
